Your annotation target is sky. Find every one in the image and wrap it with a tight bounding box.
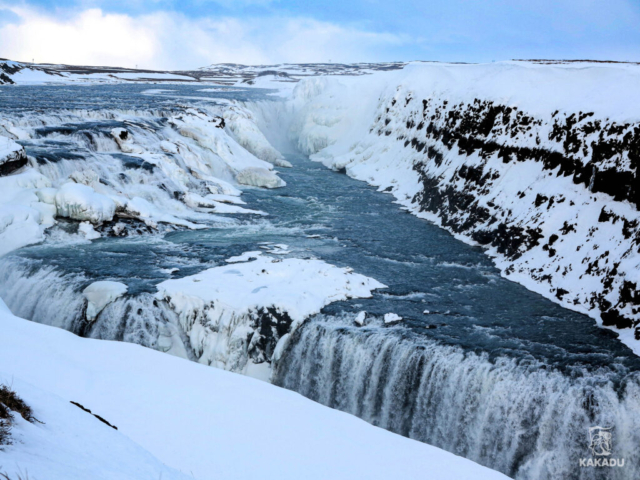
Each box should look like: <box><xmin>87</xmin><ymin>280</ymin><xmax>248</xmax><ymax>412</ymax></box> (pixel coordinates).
<box><xmin>0</xmin><ymin>0</ymin><xmax>638</xmax><ymax>69</ymax></box>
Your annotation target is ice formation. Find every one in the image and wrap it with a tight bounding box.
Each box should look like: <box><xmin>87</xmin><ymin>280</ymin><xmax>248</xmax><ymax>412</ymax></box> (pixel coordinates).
<box><xmin>83</xmin><ymin>281</ymin><xmax>128</xmax><ymax>322</ymax></box>
<box><xmin>0</xmin><ymin>99</ymin><xmax>286</xmax><ymax>256</ymax></box>
<box><xmin>55</xmin><ymin>183</ymin><xmax>116</xmax><ymax>224</ymax></box>
<box><xmin>155</xmin><ymin>253</ymin><xmax>386</xmax><ymax>375</ymax></box>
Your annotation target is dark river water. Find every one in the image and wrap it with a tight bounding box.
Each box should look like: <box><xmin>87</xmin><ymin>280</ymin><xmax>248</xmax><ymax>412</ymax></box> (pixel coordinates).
<box><xmin>1</xmin><ymin>84</ymin><xmax>638</xmax><ymax>479</ymax></box>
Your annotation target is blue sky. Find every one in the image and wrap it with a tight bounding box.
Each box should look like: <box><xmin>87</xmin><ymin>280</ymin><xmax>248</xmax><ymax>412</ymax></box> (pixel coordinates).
<box><xmin>0</xmin><ymin>0</ymin><xmax>639</xmax><ymax>68</ymax></box>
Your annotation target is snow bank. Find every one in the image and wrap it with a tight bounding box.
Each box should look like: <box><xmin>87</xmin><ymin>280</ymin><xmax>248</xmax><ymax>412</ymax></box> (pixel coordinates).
<box><xmin>83</xmin><ymin>281</ymin><xmax>128</xmax><ymax>321</ymax></box>
<box><xmin>55</xmin><ymin>183</ymin><xmax>116</xmax><ymax>224</ymax></box>
<box><xmin>0</xmin><ymin>135</ymin><xmax>27</xmax><ymax>175</ymax></box>
<box><xmin>264</xmin><ymin>60</ymin><xmax>640</xmax><ymax>355</ymax></box>
<box><xmin>155</xmin><ymin>254</ymin><xmax>386</xmax><ymax>374</ymax></box>
<box><xmin>237</xmin><ymin>166</ymin><xmax>286</xmax><ymax>188</ymax></box>
<box><xmin>0</xmin><ymin>302</ymin><xmax>507</xmax><ymax>480</ymax></box>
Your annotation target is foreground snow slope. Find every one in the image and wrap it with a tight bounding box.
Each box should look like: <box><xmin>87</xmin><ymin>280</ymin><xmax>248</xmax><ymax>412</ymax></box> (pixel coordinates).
<box><xmin>0</xmin><ymin>304</ymin><xmax>507</xmax><ymax>480</ymax></box>
<box><xmin>266</xmin><ymin>60</ymin><xmax>640</xmax><ymax>354</ymax></box>
<box><xmin>0</xmin><ymin>378</ymin><xmax>190</xmax><ymax>480</ymax></box>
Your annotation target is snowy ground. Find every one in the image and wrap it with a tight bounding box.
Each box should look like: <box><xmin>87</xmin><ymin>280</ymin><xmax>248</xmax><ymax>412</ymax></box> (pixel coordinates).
<box><xmin>0</xmin><ymin>302</ymin><xmax>507</xmax><ymax>480</ymax></box>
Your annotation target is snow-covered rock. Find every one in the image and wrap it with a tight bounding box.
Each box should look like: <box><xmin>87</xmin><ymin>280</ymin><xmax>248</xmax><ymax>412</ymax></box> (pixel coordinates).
<box><xmin>236</xmin><ymin>166</ymin><xmax>286</xmax><ymax>188</ymax></box>
<box><xmin>82</xmin><ymin>281</ymin><xmax>128</xmax><ymax>321</ymax></box>
<box><xmin>354</xmin><ymin>311</ymin><xmax>367</xmax><ymax>326</ymax></box>
<box><xmin>155</xmin><ymin>254</ymin><xmax>386</xmax><ymax>374</ymax></box>
<box><xmin>267</xmin><ymin>60</ymin><xmax>640</xmax><ymax>354</ymax></box>
<box><xmin>384</xmin><ymin>313</ymin><xmax>403</xmax><ymax>324</ymax></box>
<box><xmin>110</xmin><ymin>127</ymin><xmax>143</xmax><ymax>154</ymax></box>
<box><xmin>78</xmin><ymin>221</ymin><xmax>101</xmax><ymax>240</ymax></box>
<box><xmin>0</xmin><ymin>299</ymin><xmax>507</xmax><ymax>480</ymax></box>
<box><xmin>55</xmin><ymin>183</ymin><xmax>116</xmax><ymax>224</ymax></box>
<box><xmin>0</xmin><ymin>135</ymin><xmax>27</xmax><ymax>176</ymax></box>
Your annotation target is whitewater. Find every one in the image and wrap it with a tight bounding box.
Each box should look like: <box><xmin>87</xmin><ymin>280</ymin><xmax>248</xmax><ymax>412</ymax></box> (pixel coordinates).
<box><xmin>1</xmin><ymin>63</ymin><xmax>640</xmax><ymax>480</ymax></box>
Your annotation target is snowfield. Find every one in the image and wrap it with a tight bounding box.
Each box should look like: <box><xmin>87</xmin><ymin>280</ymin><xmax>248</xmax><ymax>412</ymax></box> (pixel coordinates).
<box><xmin>250</xmin><ymin>60</ymin><xmax>640</xmax><ymax>355</ymax></box>
<box><xmin>0</xmin><ymin>302</ymin><xmax>507</xmax><ymax>480</ymax></box>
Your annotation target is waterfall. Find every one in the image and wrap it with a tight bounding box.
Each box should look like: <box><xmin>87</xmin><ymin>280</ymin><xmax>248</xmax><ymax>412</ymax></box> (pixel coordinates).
<box><xmin>0</xmin><ymin>256</ymin><xmax>190</xmax><ymax>358</ymax></box>
<box><xmin>274</xmin><ymin>315</ymin><xmax>640</xmax><ymax>480</ymax></box>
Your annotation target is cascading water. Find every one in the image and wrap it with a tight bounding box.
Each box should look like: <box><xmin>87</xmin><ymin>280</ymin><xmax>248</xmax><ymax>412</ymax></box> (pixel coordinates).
<box><xmin>274</xmin><ymin>315</ymin><xmax>640</xmax><ymax>480</ymax></box>
<box><xmin>0</xmin><ymin>255</ymin><xmax>189</xmax><ymax>356</ymax></box>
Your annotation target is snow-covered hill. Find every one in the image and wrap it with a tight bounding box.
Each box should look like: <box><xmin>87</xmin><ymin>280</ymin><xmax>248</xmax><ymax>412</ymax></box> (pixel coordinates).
<box><xmin>253</xmin><ymin>60</ymin><xmax>640</xmax><ymax>354</ymax></box>
<box><xmin>0</xmin><ymin>58</ymin><xmax>404</xmax><ymax>87</ymax></box>
<box><xmin>0</xmin><ymin>300</ymin><xmax>507</xmax><ymax>480</ymax></box>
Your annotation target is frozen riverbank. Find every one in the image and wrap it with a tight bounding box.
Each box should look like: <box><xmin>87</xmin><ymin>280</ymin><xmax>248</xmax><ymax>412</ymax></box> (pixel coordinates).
<box><xmin>250</xmin><ymin>60</ymin><xmax>640</xmax><ymax>355</ymax></box>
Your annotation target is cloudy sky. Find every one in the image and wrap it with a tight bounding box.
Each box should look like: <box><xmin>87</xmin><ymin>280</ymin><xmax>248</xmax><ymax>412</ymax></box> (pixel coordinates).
<box><xmin>0</xmin><ymin>0</ymin><xmax>638</xmax><ymax>69</ymax></box>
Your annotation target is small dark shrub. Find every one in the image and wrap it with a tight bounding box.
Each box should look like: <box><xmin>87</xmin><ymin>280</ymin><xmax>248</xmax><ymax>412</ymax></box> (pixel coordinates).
<box><xmin>0</xmin><ymin>385</ymin><xmax>37</xmax><ymax>446</ymax></box>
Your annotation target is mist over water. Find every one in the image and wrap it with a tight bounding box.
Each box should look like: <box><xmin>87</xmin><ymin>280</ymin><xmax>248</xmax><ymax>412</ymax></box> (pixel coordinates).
<box><xmin>1</xmin><ymin>84</ymin><xmax>639</xmax><ymax>479</ymax></box>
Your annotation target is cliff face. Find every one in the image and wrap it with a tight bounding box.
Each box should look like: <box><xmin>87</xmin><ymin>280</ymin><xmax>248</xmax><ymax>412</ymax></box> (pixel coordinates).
<box><xmin>276</xmin><ymin>61</ymin><xmax>640</xmax><ymax>354</ymax></box>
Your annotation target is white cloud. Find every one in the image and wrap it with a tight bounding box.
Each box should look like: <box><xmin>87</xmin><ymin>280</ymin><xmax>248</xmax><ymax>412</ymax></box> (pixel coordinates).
<box><xmin>0</xmin><ymin>5</ymin><xmax>406</xmax><ymax>69</ymax></box>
